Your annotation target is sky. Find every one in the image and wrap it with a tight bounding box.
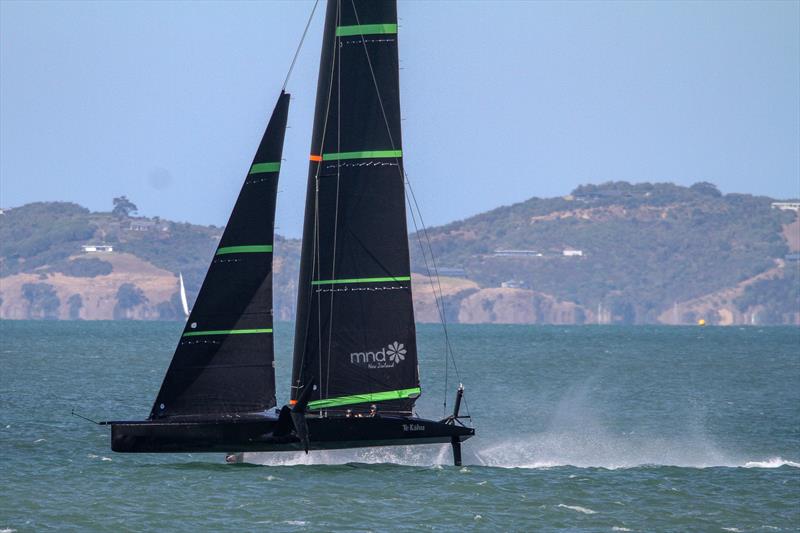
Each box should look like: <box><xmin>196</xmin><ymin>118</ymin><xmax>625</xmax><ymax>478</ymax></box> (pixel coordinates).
<box><xmin>1</xmin><ymin>0</ymin><xmax>798</xmax><ymax>237</ymax></box>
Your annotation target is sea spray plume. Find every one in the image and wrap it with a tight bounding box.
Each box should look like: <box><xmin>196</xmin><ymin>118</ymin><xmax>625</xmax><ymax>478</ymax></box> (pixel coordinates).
<box><xmin>473</xmin><ymin>378</ymin><xmax>736</xmax><ymax>468</ymax></box>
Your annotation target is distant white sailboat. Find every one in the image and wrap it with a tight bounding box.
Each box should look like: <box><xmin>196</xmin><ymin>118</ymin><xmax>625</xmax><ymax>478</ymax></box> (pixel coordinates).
<box><xmin>178</xmin><ymin>273</ymin><xmax>190</xmax><ymax>318</ymax></box>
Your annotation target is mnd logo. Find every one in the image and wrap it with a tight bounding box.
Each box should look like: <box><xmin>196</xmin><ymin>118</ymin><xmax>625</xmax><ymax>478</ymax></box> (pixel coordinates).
<box><xmin>350</xmin><ymin>341</ymin><xmax>407</xmax><ymax>369</ymax></box>
<box><xmin>386</xmin><ymin>341</ymin><xmax>406</xmax><ymax>363</ymax></box>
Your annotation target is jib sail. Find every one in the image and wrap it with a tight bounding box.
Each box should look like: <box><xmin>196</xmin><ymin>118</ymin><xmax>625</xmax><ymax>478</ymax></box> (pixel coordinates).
<box><xmin>291</xmin><ymin>0</ymin><xmax>420</xmax><ymax>414</ymax></box>
<box><xmin>150</xmin><ymin>92</ymin><xmax>290</xmax><ymax>420</ymax></box>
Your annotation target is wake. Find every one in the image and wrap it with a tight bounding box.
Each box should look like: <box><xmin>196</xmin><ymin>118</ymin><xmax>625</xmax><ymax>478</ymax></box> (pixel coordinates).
<box><xmin>242</xmin><ymin>438</ymin><xmax>799</xmax><ymax>469</ymax></box>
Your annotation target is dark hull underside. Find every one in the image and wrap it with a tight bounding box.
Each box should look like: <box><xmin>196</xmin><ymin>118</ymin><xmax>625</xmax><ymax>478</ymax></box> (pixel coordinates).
<box><xmin>111</xmin><ymin>415</ymin><xmax>473</xmax><ymax>454</ymax></box>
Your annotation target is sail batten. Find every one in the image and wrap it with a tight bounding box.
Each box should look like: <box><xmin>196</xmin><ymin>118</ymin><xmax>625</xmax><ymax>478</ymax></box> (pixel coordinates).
<box><xmin>292</xmin><ymin>0</ymin><xmax>420</xmax><ymax>414</ymax></box>
<box><xmin>335</xmin><ymin>23</ymin><xmax>397</xmax><ymax>37</ymax></box>
<box><xmin>182</xmin><ymin>329</ymin><xmax>273</xmax><ymax>337</ymax></box>
<box><xmin>311</xmin><ymin>276</ymin><xmax>410</xmax><ymax>286</ymax></box>
<box><xmin>307</xmin><ymin>387</ymin><xmax>421</xmax><ymax>410</ymax></box>
<box><xmin>150</xmin><ymin>92</ymin><xmax>290</xmax><ymax>420</ymax></box>
<box><xmin>249</xmin><ymin>162</ymin><xmax>281</xmax><ymax>174</ymax></box>
<box><xmin>320</xmin><ymin>149</ymin><xmax>402</xmax><ymax>161</ymax></box>
<box><xmin>215</xmin><ymin>245</ymin><xmax>273</xmax><ymax>255</ymax></box>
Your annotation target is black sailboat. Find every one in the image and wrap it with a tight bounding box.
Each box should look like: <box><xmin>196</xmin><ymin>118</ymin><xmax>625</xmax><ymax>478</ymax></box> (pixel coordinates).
<box><xmin>108</xmin><ymin>0</ymin><xmax>473</xmax><ymax>465</ymax></box>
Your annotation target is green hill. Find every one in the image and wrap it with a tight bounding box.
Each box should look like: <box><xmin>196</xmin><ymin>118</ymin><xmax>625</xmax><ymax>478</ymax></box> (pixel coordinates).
<box><xmin>0</xmin><ymin>202</ymin><xmax>300</xmax><ymax>320</ymax></box>
<box><xmin>1</xmin><ymin>181</ymin><xmax>797</xmax><ymax>324</ymax></box>
<box><xmin>408</xmin><ymin>181</ymin><xmax>798</xmax><ymax>324</ymax></box>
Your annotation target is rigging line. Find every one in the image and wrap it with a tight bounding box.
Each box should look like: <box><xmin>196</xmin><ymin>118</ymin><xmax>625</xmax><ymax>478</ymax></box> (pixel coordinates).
<box><xmin>282</xmin><ymin>0</ymin><xmax>320</xmax><ymax>91</ymax></box>
<box><xmin>349</xmin><ymin>1</ymin><xmax>459</xmax><ymax>373</ymax></box>
<box><xmin>403</xmin><ymin>177</ymin><xmax>460</xmax><ymax>412</ymax></box>
<box><xmin>297</xmin><ymin>0</ymin><xmax>339</xmax><ymax>403</ymax></box>
<box><xmin>405</xmin><ymin>176</ymin><xmax>461</xmax><ymax>379</ymax></box>
<box><xmin>315</xmin><ymin>1</ymin><xmax>340</xmax><ymax>412</ymax></box>
<box><xmin>408</xmin><ymin>178</ymin><xmax>473</xmax><ymax>420</ymax></box>
<box><xmin>403</xmin><ymin>189</ymin><xmax>448</xmax><ymax>415</ymax></box>
<box><xmin>350</xmin><ymin>0</ymin><xmax>469</xmax><ymax>418</ymax></box>
<box><xmin>314</xmin><ymin>184</ymin><xmax>322</xmax><ymax>407</ymax></box>
<box><xmin>325</xmin><ymin>1</ymin><xmax>344</xmax><ymax>401</ymax></box>
<box><xmin>347</xmin><ymin>3</ymin><xmax>452</xmax><ymax>336</ymax></box>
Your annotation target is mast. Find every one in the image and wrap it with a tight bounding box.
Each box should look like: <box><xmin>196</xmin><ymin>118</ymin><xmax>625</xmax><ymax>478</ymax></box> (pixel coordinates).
<box><xmin>291</xmin><ymin>0</ymin><xmax>420</xmax><ymax>414</ymax></box>
<box><xmin>150</xmin><ymin>92</ymin><xmax>290</xmax><ymax>420</ymax></box>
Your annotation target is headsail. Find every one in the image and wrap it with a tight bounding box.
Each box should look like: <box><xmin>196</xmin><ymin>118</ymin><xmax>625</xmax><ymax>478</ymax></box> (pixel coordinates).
<box><xmin>291</xmin><ymin>0</ymin><xmax>419</xmax><ymax>414</ymax></box>
<box><xmin>150</xmin><ymin>92</ymin><xmax>290</xmax><ymax>420</ymax></box>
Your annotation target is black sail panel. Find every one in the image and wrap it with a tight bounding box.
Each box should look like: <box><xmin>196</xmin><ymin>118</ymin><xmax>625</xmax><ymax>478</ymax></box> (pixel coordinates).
<box><xmin>151</xmin><ymin>92</ymin><xmax>290</xmax><ymax>420</ymax></box>
<box><xmin>292</xmin><ymin>0</ymin><xmax>419</xmax><ymax>414</ymax></box>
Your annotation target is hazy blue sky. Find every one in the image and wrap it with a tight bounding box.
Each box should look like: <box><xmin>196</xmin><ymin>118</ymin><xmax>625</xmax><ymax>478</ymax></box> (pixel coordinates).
<box><xmin>2</xmin><ymin>0</ymin><xmax>798</xmax><ymax>237</ymax></box>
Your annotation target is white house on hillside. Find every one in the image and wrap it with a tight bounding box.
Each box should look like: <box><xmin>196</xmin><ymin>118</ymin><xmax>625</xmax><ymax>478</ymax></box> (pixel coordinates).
<box><xmin>771</xmin><ymin>202</ymin><xmax>800</xmax><ymax>212</ymax></box>
<box><xmin>82</xmin><ymin>244</ymin><xmax>114</xmax><ymax>253</ymax></box>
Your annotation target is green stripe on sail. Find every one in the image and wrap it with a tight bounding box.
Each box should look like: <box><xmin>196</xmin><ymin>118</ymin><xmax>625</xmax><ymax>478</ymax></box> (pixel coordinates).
<box><xmin>322</xmin><ymin>150</ymin><xmax>402</xmax><ymax>161</ymax></box>
<box><xmin>308</xmin><ymin>387</ymin><xmax>421</xmax><ymax>410</ymax></box>
<box><xmin>216</xmin><ymin>245</ymin><xmax>272</xmax><ymax>255</ymax></box>
<box><xmin>335</xmin><ymin>23</ymin><xmax>397</xmax><ymax>37</ymax></box>
<box><xmin>249</xmin><ymin>162</ymin><xmax>281</xmax><ymax>174</ymax></box>
<box><xmin>182</xmin><ymin>328</ymin><xmax>272</xmax><ymax>337</ymax></box>
<box><xmin>311</xmin><ymin>276</ymin><xmax>411</xmax><ymax>286</ymax></box>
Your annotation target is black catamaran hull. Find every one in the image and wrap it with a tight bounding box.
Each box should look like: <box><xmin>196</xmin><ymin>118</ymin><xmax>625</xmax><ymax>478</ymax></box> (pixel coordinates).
<box><xmin>111</xmin><ymin>416</ymin><xmax>473</xmax><ymax>454</ymax></box>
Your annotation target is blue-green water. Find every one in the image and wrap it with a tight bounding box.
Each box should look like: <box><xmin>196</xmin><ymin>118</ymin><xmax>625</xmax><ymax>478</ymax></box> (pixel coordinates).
<box><xmin>1</xmin><ymin>321</ymin><xmax>798</xmax><ymax>531</ymax></box>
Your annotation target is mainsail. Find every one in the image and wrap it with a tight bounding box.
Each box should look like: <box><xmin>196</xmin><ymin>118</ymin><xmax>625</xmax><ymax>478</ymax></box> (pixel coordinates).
<box><xmin>150</xmin><ymin>92</ymin><xmax>290</xmax><ymax>420</ymax></box>
<box><xmin>291</xmin><ymin>0</ymin><xmax>419</xmax><ymax>414</ymax></box>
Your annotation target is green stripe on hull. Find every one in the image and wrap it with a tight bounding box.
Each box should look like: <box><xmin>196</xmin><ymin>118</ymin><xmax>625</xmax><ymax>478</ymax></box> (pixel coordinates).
<box><xmin>311</xmin><ymin>276</ymin><xmax>411</xmax><ymax>286</ymax></box>
<box><xmin>308</xmin><ymin>387</ymin><xmax>421</xmax><ymax>410</ymax></box>
<box><xmin>322</xmin><ymin>150</ymin><xmax>402</xmax><ymax>161</ymax></box>
<box><xmin>216</xmin><ymin>245</ymin><xmax>273</xmax><ymax>255</ymax></box>
<box><xmin>335</xmin><ymin>23</ymin><xmax>397</xmax><ymax>37</ymax></box>
<box><xmin>249</xmin><ymin>162</ymin><xmax>281</xmax><ymax>174</ymax></box>
<box><xmin>182</xmin><ymin>328</ymin><xmax>273</xmax><ymax>337</ymax></box>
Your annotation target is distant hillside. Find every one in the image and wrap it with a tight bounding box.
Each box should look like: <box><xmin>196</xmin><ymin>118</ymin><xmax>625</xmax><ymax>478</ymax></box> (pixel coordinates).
<box><xmin>0</xmin><ymin>202</ymin><xmax>300</xmax><ymax>321</ymax></box>
<box><xmin>409</xmin><ymin>181</ymin><xmax>799</xmax><ymax>325</ymax></box>
<box><xmin>1</xmin><ymin>182</ymin><xmax>798</xmax><ymax>324</ymax></box>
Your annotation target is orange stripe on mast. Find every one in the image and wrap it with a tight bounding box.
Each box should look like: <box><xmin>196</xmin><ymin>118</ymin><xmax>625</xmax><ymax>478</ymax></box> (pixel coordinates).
<box><xmin>309</xmin><ymin>154</ymin><xmax>322</xmax><ymax>162</ymax></box>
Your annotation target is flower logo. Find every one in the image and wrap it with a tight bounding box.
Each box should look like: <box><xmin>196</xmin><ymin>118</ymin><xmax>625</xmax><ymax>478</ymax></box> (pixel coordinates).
<box><xmin>386</xmin><ymin>341</ymin><xmax>406</xmax><ymax>363</ymax></box>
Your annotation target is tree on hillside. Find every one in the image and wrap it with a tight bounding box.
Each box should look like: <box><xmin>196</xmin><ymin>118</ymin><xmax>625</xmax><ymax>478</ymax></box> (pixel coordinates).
<box><xmin>690</xmin><ymin>181</ymin><xmax>722</xmax><ymax>197</ymax></box>
<box><xmin>22</xmin><ymin>282</ymin><xmax>60</xmax><ymax>319</ymax></box>
<box><xmin>112</xmin><ymin>196</ymin><xmax>138</xmax><ymax>218</ymax></box>
<box><xmin>113</xmin><ymin>283</ymin><xmax>148</xmax><ymax>319</ymax></box>
<box><xmin>67</xmin><ymin>294</ymin><xmax>83</xmax><ymax>320</ymax></box>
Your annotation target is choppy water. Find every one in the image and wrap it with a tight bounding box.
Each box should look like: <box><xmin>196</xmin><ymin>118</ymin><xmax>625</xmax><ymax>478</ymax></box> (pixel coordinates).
<box><xmin>1</xmin><ymin>321</ymin><xmax>798</xmax><ymax>531</ymax></box>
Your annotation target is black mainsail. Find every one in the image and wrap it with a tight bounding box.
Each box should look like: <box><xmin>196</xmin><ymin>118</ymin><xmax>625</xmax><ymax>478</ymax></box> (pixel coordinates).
<box><xmin>291</xmin><ymin>0</ymin><xmax>420</xmax><ymax>414</ymax></box>
<box><xmin>150</xmin><ymin>92</ymin><xmax>290</xmax><ymax>420</ymax></box>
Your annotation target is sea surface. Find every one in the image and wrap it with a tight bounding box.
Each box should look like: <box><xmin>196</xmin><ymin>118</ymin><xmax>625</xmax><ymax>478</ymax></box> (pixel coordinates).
<box><xmin>1</xmin><ymin>321</ymin><xmax>798</xmax><ymax>531</ymax></box>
